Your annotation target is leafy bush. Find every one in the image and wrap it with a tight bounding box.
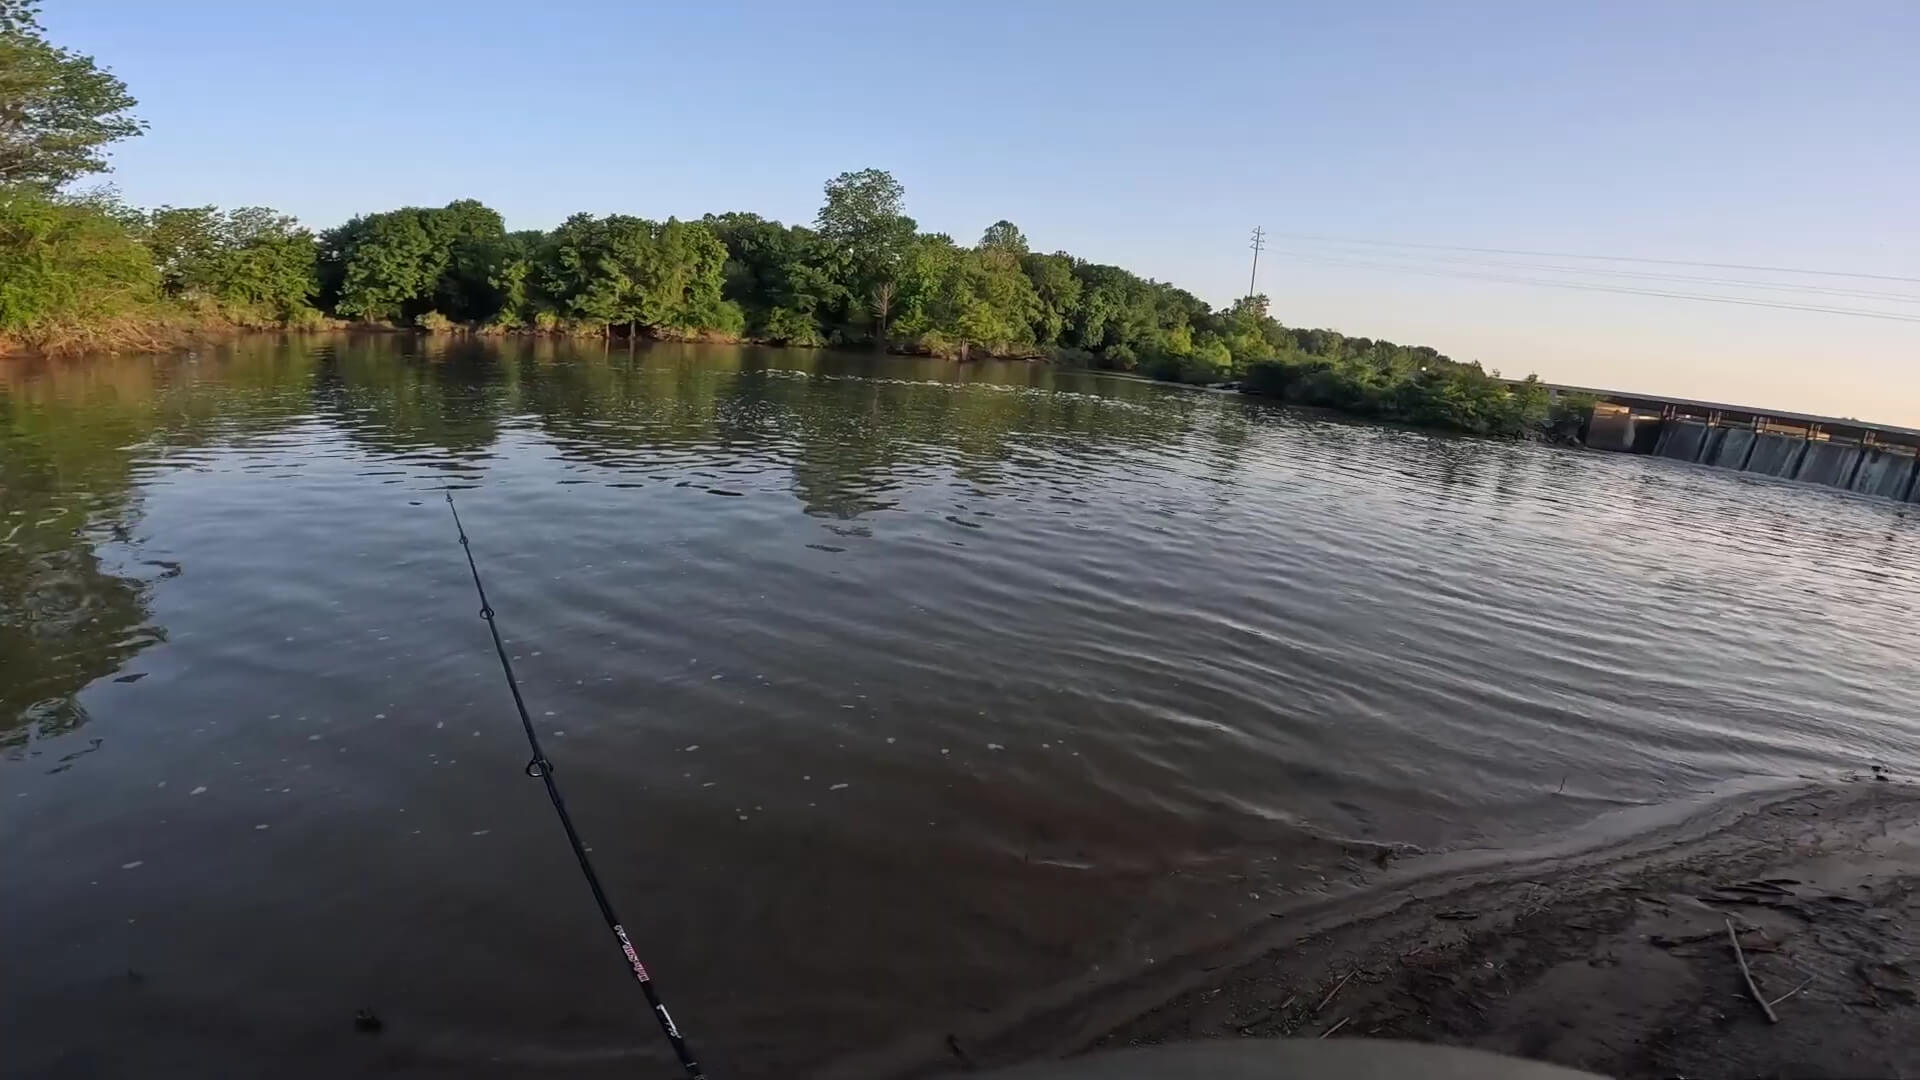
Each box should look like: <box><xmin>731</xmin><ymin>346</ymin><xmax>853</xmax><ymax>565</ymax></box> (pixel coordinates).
<box><xmin>281</xmin><ymin>304</ymin><xmax>331</xmax><ymax>331</ymax></box>
<box><xmin>700</xmin><ymin>298</ymin><xmax>746</xmax><ymax>337</ymax></box>
<box><xmin>1551</xmin><ymin>391</ymin><xmax>1600</xmax><ymax>425</ymax></box>
<box><xmin>145</xmin><ymin>205</ymin><xmax>318</xmax><ymax>323</ymax></box>
<box><xmin>1242</xmin><ymin>351</ymin><xmax>1547</xmax><ymax>437</ymax></box>
<box><xmin>0</xmin><ymin>186</ymin><xmax>159</xmax><ymax>350</ymax></box>
<box><xmin>908</xmin><ymin>330</ymin><xmax>959</xmax><ymax>358</ymax></box>
<box><xmin>758</xmin><ymin>305</ymin><xmax>825</xmax><ymax>346</ymax></box>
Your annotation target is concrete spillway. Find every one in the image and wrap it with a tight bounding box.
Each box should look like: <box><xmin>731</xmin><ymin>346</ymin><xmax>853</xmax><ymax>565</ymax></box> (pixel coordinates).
<box><xmin>1794</xmin><ymin>440</ymin><xmax>1859</xmax><ymax>488</ymax></box>
<box><xmin>1579</xmin><ymin>394</ymin><xmax>1920</xmax><ymax>502</ymax></box>
<box><xmin>1705</xmin><ymin>427</ymin><xmax>1756</xmax><ymax>470</ymax></box>
<box><xmin>1653</xmin><ymin>420</ymin><xmax>1709</xmax><ymax>462</ymax></box>
<box><xmin>1744</xmin><ymin>433</ymin><xmax>1807</xmax><ymax>479</ymax></box>
<box><xmin>1848</xmin><ymin>448</ymin><xmax>1917</xmax><ymax>500</ymax></box>
<box><xmin>1627</xmin><ymin>421</ymin><xmax>1918</xmax><ymax>502</ymax></box>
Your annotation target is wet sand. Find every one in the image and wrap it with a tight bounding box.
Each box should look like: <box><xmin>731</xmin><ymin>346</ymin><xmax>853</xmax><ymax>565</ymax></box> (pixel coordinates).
<box><xmin>944</xmin><ymin>780</ymin><xmax>1920</xmax><ymax>1079</ymax></box>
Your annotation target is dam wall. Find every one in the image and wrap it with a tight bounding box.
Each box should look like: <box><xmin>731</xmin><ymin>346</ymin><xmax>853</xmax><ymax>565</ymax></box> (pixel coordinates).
<box><xmin>1652</xmin><ymin>420</ymin><xmax>1710</xmax><ymax>463</ymax></box>
<box><xmin>1793</xmin><ymin>440</ymin><xmax>1860</xmax><ymax>489</ymax></box>
<box><xmin>1583</xmin><ymin>400</ymin><xmax>1920</xmax><ymax>503</ymax></box>
<box><xmin>1704</xmin><ymin>427</ymin><xmax>1755</xmax><ymax>470</ymax></box>
<box><xmin>1850</xmin><ymin>447</ymin><xmax>1920</xmax><ymax>500</ymax></box>
<box><xmin>1745</xmin><ymin>432</ymin><xmax>1808</xmax><ymax>479</ymax></box>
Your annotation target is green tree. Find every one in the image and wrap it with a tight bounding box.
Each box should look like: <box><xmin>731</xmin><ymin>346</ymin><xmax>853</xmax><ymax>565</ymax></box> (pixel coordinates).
<box><xmin>1019</xmin><ymin>251</ymin><xmax>1080</xmax><ymax>347</ymax></box>
<box><xmin>0</xmin><ymin>0</ymin><xmax>39</xmax><ymax>33</ymax></box>
<box><xmin>979</xmin><ymin>219</ymin><xmax>1028</xmax><ymax>254</ymax></box>
<box><xmin>922</xmin><ymin>244</ymin><xmax>1043</xmax><ymax>355</ymax></box>
<box><xmin>320</xmin><ymin>200</ymin><xmax>504</xmax><ymax>323</ymax></box>
<box><xmin>1066</xmin><ymin>263</ymin><xmax>1170</xmax><ymax>362</ymax></box>
<box><xmin>480</xmin><ymin>229</ymin><xmax>545</xmax><ymax>328</ymax></box>
<box><xmin>538</xmin><ymin>213</ymin><xmax>739</xmax><ymax>337</ymax></box>
<box><xmin>145</xmin><ymin>205</ymin><xmax>317</xmax><ymax>322</ymax></box>
<box><xmin>1208</xmin><ymin>294</ymin><xmax>1280</xmax><ymax>370</ymax></box>
<box><xmin>641</xmin><ymin>218</ymin><xmax>738</xmax><ymax>333</ymax></box>
<box><xmin>0</xmin><ymin>1</ymin><xmax>144</xmax><ymax>188</ymax></box>
<box><xmin>539</xmin><ymin>212</ymin><xmax>633</xmax><ymax>330</ymax></box>
<box><xmin>426</xmin><ymin>199</ymin><xmax>507</xmax><ymax>321</ymax></box>
<box><xmin>143</xmin><ymin>205</ymin><xmax>220</xmax><ymax>294</ymax></box>
<box><xmin>324</xmin><ymin>211</ymin><xmax>437</xmax><ymax>322</ymax></box>
<box><xmin>0</xmin><ymin>186</ymin><xmax>157</xmax><ymax>347</ymax></box>
<box><xmin>815</xmin><ymin>168</ymin><xmax>915</xmax><ymax>347</ymax></box>
<box><xmin>703</xmin><ymin>211</ymin><xmax>845</xmax><ymax>345</ymax></box>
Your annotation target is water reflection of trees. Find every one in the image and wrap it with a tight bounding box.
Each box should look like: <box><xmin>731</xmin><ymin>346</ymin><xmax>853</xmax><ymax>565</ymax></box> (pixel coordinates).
<box><xmin>495</xmin><ymin>340</ymin><xmax>1198</xmax><ymax>518</ymax></box>
<box><xmin>0</xmin><ymin>342</ymin><xmax>329</xmax><ymax>748</ymax></box>
<box><xmin>1</xmin><ymin>360</ymin><xmax>166</xmax><ymax>749</ymax></box>
<box><xmin>1</xmin><ymin>337</ymin><xmax>1203</xmax><ymax>746</ymax></box>
<box><xmin>310</xmin><ymin>336</ymin><xmax>505</xmax><ymax>464</ymax></box>
<box><xmin>302</xmin><ymin>339</ymin><xmax>1196</xmax><ymax>512</ymax></box>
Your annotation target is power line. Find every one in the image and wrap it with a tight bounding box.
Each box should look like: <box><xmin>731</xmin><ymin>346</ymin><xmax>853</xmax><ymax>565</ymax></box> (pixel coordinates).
<box><xmin>1266</xmin><ymin>231</ymin><xmax>1920</xmax><ymax>285</ymax></box>
<box><xmin>1281</xmin><ymin>248</ymin><xmax>1920</xmax><ymax>322</ymax></box>
<box><xmin>1285</xmin><ymin>246</ymin><xmax>1920</xmax><ymax>306</ymax></box>
<box><xmin>1276</xmin><ymin>249</ymin><xmax>1920</xmax><ymax>323</ymax></box>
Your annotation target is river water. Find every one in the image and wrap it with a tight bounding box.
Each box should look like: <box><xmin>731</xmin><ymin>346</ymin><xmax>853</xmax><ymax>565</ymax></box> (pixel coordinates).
<box><xmin>4</xmin><ymin>337</ymin><xmax>1918</xmax><ymax>1077</ymax></box>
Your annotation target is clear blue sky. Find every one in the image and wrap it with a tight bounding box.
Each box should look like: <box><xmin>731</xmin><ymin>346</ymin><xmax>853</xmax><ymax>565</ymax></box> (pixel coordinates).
<box><xmin>49</xmin><ymin>1</ymin><xmax>1920</xmax><ymax>423</ymax></box>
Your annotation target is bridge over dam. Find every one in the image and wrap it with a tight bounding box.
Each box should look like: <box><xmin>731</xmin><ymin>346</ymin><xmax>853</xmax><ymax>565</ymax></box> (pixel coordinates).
<box><xmin>1538</xmin><ymin>384</ymin><xmax>1920</xmax><ymax>502</ymax></box>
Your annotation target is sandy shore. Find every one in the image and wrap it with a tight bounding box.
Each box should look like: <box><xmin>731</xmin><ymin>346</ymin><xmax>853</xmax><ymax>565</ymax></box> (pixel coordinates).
<box><xmin>1093</xmin><ymin>779</ymin><xmax>1920</xmax><ymax>1079</ymax></box>
<box><xmin>898</xmin><ymin>779</ymin><xmax>1920</xmax><ymax>1079</ymax></box>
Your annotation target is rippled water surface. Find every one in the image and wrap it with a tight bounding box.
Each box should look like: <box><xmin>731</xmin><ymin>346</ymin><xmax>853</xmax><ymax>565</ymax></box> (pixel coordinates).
<box><xmin>5</xmin><ymin>337</ymin><xmax>1918</xmax><ymax>1077</ymax></box>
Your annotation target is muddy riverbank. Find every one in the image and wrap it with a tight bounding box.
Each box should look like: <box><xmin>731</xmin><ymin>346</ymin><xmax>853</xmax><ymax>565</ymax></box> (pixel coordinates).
<box><xmin>954</xmin><ymin>781</ymin><xmax>1920</xmax><ymax>1080</ymax></box>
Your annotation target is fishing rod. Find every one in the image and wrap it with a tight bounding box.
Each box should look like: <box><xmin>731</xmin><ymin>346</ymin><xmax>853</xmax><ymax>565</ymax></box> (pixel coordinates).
<box><xmin>444</xmin><ymin>489</ymin><xmax>706</xmax><ymax>1079</ymax></box>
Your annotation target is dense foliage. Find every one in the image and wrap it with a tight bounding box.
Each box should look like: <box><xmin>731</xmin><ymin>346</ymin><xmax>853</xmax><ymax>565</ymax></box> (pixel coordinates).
<box><xmin>0</xmin><ymin>1</ymin><xmax>143</xmax><ymax>188</ymax></box>
<box><xmin>0</xmin><ymin>186</ymin><xmax>158</xmax><ymax>350</ymax></box>
<box><xmin>1242</xmin><ymin>345</ymin><xmax>1550</xmax><ymax>438</ymax></box>
<box><xmin>147</xmin><ymin>205</ymin><xmax>319</xmax><ymax>324</ymax></box>
<box><xmin>0</xmin><ymin>6</ymin><xmax>1548</xmax><ymax>436</ymax></box>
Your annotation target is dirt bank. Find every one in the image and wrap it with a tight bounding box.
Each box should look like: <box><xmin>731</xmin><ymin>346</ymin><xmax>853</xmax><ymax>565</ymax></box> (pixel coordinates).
<box><xmin>853</xmin><ymin>780</ymin><xmax>1920</xmax><ymax>1079</ymax></box>
<box><xmin>1088</xmin><ymin>780</ymin><xmax>1920</xmax><ymax>1079</ymax></box>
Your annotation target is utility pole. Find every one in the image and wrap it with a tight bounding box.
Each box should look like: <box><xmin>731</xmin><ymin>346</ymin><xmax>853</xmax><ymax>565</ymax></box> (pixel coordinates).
<box><xmin>1247</xmin><ymin>226</ymin><xmax>1266</xmax><ymax>299</ymax></box>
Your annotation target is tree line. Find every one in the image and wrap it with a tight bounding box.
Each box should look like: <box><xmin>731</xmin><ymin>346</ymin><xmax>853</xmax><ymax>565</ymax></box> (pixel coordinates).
<box><xmin>0</xmin><ymin>0</ymin><xmax>1551</xmax><ymax>436</ymax></box>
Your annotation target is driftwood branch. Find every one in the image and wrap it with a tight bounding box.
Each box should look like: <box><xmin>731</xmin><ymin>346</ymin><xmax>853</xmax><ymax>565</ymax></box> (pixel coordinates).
<box><xmin>1768</xmin><ymin>976</ymin><xmax>1814</xmax><ymax>1008</ymax></box>
<box><xmin>1319</xmin><ymin>1016</ymin><xmax>1350</xmax><ymax>1039</ymax></box>
<box><xmin>1725</xmin><ymin>918</ymin><xmax>1779</xmax><ymax>1023</ymax></box>
<box><xmin>1315</xmin><ymin>970</ymin><xmax>1356</xmax><ymax>1015</ymax></box>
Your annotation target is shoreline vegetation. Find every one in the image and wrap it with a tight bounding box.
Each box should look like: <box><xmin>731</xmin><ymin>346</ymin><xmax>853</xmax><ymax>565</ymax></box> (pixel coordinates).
<box><xmin>0</xmin><ymin>1</ymin><xmax>1570</xmax><ymax>439</ymax></box>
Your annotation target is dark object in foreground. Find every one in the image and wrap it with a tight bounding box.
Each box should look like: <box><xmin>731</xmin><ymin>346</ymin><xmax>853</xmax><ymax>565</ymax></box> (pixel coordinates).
<box><xmin>977</xmin><ymin>1040</ymin><xmax>1601</xmax><ymax>1079</ymax></box>
<box><xmin>351</xmin><ymin>1008</ymin><xmax>381</xmax><ymax>1033</ymax></box>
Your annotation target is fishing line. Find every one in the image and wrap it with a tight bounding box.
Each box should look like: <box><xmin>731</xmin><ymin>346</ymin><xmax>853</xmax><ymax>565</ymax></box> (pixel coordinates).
<box><xmin>444</xmin><ymin>489</ymin><xmax>706</xmax><ymax>1079</ymax></box>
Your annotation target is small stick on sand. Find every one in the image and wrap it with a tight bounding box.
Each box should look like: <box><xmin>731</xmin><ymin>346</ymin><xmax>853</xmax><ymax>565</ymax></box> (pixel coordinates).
<box><xmin>1725</xmin><ymin>918</ymin><xmax>1779</xmax><ymax>1023</ymax></box>
<box><xmin>1320</xmin><ymin>1016</ymin><xmax>1350</xmax><ymax>1039</ymax></box>
<box><xmin>1768</xmin><ymin>976</ymin><xmax>1814</xmax><ymax>1009</ymax></box>
<box><xmin>1315</xmin><ymin>970</ymin><xmax>1356</xmax><ymax>1015</ymax></box>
